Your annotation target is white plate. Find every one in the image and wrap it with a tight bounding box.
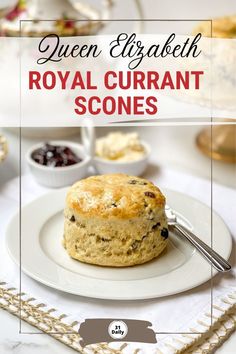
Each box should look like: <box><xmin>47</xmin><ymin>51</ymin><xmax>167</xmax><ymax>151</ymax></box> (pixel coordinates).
<box><xmin>6</xmin><ymin>188</ymin><xmax>232</xmax><ymax>300</ymax></box>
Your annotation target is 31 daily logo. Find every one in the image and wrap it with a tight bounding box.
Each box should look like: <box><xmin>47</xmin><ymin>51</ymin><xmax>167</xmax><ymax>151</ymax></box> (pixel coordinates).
<box><xmin>79</xmin><ymin>318</ymin><xmax>157</xmax><ymax>347</ymax></box>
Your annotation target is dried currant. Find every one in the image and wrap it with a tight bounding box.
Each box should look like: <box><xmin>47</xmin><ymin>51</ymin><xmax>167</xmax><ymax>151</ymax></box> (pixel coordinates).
<box><xmin>161</xmin><ymin>228</ymin><xmax>169</xmax><ymax>239</ymax></box>
<box><xmin>128</xmin><ymin>179</ymin><xmax>148</xmax><ymax>185</ymax></box>
<box><xmin>101</xmin><ymin>237</ymin><xmax>110</xmax><ymax>242</ymax></box>
<box><xmin>128</xmin><ymin>179</ymin><xmax>137</xmax><ymax>184</ymax></box>
<box><xmin>152</xmin><ymin>222</ymin><xmax>160</xmax><ymax>230</ymax></box>
<box><xmin>144</xmin><ymin>191</ymin><xmax>155</xmax><ymax>198</ymax></box>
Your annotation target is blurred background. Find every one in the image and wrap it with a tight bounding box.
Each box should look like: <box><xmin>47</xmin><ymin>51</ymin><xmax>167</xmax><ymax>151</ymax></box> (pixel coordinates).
<box><xmin>0</xmin><ymin>0</ymin><xmax>235</xmax><ymax>189</ymax></box>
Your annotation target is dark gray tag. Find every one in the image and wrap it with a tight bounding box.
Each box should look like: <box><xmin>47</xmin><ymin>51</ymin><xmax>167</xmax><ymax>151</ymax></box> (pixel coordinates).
<box><xmin>79</xmin><ymin>318</ymin><xmax>157</xmax><ymax>347</ymax></box>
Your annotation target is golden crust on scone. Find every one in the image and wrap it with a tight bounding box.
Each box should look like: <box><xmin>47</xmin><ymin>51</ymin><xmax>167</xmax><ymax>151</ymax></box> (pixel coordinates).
<box><xmin>66</xmin><ymin>173</ymin><xmax>166</xmax><ymax>219</ymax></box>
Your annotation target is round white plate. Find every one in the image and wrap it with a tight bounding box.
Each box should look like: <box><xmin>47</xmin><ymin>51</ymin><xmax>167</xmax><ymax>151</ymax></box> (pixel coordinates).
<box><xmin>6</xmin><ymin>188</ymin><xmax>232</xmax><ymax>300</ymax></box>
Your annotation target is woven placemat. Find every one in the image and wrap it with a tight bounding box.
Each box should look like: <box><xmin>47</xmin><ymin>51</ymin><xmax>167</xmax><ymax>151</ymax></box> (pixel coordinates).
<box><xmin>0</xmin><ymin>282</ymin><xmax>235</xmax><ymax>354</ymax></box>
<box><xmin>179</xmin><ymin>304</ymin><xmax>236</xmax><ymax>354</ymax></box>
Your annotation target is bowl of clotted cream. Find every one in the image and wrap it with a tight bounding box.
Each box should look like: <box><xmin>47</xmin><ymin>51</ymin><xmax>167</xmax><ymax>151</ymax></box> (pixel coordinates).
<box><xmin>94</xmin><ymin>131</ymin><xmax>150</xmax><ymax>176</ymax></box>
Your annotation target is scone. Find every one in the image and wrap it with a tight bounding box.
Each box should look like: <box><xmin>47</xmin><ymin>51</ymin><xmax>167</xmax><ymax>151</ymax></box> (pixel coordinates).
<box><xmin>63</xmin><ymin>174</ymin><xmax>168</xmax><ymax>267</ymax></box>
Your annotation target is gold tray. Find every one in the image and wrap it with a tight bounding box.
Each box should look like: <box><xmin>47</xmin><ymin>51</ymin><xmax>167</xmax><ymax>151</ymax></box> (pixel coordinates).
<box><xmin>196</xmin><ymin>123</ymin><xmax>236</xmax><ymax>164</ymax></box>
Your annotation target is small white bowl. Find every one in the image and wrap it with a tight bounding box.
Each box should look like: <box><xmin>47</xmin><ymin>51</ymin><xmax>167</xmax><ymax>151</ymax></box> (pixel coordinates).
<box><xmin>93</xmin><ymin>141</ymin><xmax>151</xmax><ymax>176</ymax></box>
<box><xmin>26</xmin><ymin>140</ymin><xmax>91</xmax><ymax>188</ymax></box>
